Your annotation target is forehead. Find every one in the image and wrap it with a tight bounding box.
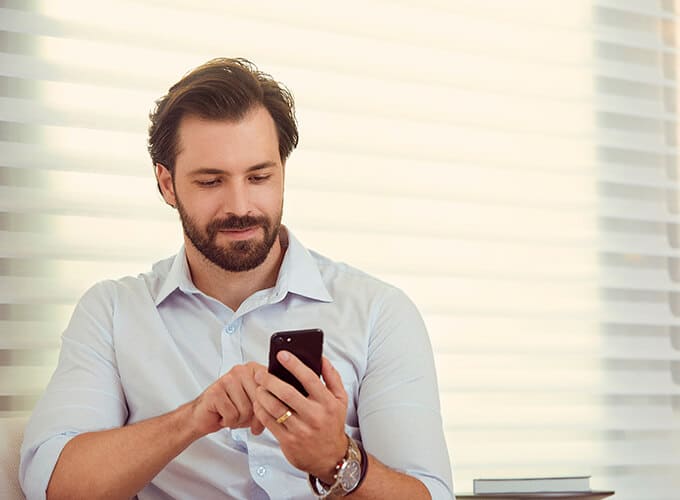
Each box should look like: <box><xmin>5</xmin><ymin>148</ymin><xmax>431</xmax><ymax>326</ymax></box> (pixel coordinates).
<box><xmin>175</xmin><ymin>107</ymin><xmax>281</xmax><ymax>172</ymax></box>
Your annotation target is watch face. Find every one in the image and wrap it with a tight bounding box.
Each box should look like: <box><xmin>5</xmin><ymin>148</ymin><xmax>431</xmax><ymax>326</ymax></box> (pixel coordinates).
<box><xmin>340</xmin><ymin>460</ymin><xmax>362</xmax><ymax>491</ymax></box>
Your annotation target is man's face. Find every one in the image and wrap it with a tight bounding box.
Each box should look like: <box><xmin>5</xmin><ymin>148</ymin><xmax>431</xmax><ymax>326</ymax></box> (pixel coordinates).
<box><xmin>158</xmin><ymin>107</ymin><xmax>285</xmax><ymax>272</ymax></box>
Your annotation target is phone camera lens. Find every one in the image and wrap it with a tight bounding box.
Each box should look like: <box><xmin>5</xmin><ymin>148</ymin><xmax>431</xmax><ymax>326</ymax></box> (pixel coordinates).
<box><xmin>286</xmin><ymin>337</ymin><xmax>292</xmax><ymax>343</ymax></box>
<box><xmin>276</xmin><ymin>337</ymin><xmax>283</xmax><ymax>343</ymax></box>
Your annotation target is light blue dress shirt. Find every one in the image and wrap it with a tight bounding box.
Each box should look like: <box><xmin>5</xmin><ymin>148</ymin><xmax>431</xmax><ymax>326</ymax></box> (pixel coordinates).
<box><xmin>20</xmin><ymin>228</ymin><xmax>454</xmax><ymax>499</ymax></box>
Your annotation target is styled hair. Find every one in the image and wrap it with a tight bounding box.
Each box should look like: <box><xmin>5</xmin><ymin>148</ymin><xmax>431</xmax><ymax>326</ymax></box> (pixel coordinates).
<box><xmin>148</xmin><ymin>57</ymin><xmax>298</xmax><ymax>178</ymax></box>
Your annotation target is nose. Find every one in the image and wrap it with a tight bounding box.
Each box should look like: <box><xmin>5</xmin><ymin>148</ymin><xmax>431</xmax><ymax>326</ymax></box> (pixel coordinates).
<box><xmin>222</xmin><ymin>180</ymin><xmax>250</xmax><ymax>216</ymax></box>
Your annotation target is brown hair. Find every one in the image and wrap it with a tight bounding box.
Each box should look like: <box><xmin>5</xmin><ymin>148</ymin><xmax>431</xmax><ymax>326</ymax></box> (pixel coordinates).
<box><xmin>148</xmin><ymin>57</ymin><xmax>298</xmax><ymax>178</ymax></box>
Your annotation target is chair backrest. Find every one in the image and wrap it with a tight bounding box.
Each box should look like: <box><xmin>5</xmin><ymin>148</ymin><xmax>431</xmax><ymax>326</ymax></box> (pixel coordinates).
<box><xmin>0</xmin><ymin>416</ymin><xmax>28</xmax><ymax>500</ymax></box>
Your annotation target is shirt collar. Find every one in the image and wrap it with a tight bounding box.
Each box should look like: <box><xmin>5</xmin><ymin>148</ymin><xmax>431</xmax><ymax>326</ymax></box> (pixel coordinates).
<box><xmin>154</xmin><ymin>226</ymin><xmax>332</xmax><ymax>306</ymax></box>
<box><xmin>154</xmin><ymin>246</ymin><xmax>200</xmax><ymax>306</ymax></box>
<box><xmin>274</xmin><ymin>227</ymin><xmax>333</xmax><ymax>303</ymax></box>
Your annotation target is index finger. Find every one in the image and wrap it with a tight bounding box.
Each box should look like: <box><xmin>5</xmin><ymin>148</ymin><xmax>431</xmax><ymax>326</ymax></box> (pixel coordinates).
<box><xmin>242</xmin><ymin>362</ymin><xmax>266</xmax><ymax>400</ymax></box>
<box><xmin>276</xmin><ymin>350</ymin><xmax>326</xmax><ymax>401</ymax></box>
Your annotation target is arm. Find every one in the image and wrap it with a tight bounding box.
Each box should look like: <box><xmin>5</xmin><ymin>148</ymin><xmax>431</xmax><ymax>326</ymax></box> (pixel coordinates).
<box><xmin>46</xmin><ymin>404</ymin><xmax>196</xmax><ymax>500</ymax></box>
<box><xmin>348</xmin><ymin>454</ymin><xmax>431</xmax><ymax>499</ymax></box>
<box><xmin>354</xmin><ymin>287</ymin><xmax>454</xmax><ymax>498</ymax></box>
<box><xmin>21</xmin><ymin>282</ymin><xmax>262</xmax><ymax>499</ymax></box>
<box><xmin>45</xmin><ymin>362</ymin><xmax>265</xmax><ymax>500</ymax></box>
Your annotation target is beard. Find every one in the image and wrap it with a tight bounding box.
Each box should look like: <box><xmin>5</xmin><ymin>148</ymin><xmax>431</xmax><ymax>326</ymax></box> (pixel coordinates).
<box><xmin>175</xmin><ymin>197</ymin><xmax>282</xmax><ymax>273</ymax></box>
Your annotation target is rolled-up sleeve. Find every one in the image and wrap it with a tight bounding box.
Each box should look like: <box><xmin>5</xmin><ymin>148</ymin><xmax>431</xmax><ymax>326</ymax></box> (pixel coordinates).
<box><xmin>358</xmin><ymin>287</ymin><xmax>454</xmax><ymax>499</ymax></box>
<box><xmin>19</xmin><ymin>281</ymin><xmax>128</xmax><ymax>500</ymax></box>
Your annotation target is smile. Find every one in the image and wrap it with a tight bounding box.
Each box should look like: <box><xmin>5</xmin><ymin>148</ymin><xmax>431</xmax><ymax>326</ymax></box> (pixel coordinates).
<box><xmin>217</xmin><ymin>226</ymin><xmax>260</xmax><ymax>241</ymax></box>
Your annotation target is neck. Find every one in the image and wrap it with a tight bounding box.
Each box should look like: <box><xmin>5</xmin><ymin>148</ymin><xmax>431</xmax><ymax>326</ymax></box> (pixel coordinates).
<box><xmin>184</xmin><ymin>234</ymin><xmax>284</xmax><ymax>311</ymax></box>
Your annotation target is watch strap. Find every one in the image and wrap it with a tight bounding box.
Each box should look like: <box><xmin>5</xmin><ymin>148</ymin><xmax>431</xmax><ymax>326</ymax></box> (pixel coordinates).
<box><xmin>355</xmin><ymin>439</ymin><xmax>368</xmax><ymax>491</ymax></box>
<box><xmin>308</xmin><ymin>435</ymin><xmax>366</xmax><ymax>498</ymax></box>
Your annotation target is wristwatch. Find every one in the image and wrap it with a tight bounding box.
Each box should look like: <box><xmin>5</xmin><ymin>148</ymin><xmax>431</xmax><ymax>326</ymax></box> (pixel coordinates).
<box><xmin>308</xmin><ymin>435</ymin><xmax>368</xmax><ymax>498</ymax></box>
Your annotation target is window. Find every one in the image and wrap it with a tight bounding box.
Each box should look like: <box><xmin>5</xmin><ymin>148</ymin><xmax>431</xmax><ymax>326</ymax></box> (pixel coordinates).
<box><xmin>1</xmin><ymin>1</ymin><xmax>678</xmax><ymax>497</ymax></box>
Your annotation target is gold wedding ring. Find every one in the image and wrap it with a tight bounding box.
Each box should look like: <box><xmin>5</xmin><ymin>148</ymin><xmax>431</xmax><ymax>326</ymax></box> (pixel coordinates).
<box><xmin>276</xmin><ymin>409</ymin><xmax>293</xmax><ymax>424</ymax></box>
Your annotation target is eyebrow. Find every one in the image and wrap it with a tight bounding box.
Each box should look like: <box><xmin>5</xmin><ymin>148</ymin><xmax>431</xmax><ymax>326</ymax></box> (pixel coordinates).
<box><xmin>189</xmin><ymin>162</ymin><xmax>278</xmax><ymax>176</ymax></box>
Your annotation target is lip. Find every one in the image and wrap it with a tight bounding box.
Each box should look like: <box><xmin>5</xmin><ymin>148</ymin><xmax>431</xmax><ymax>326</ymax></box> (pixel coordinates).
<box><xmin>217</xmin><ymin>226</ymin><xmax>260</xmax><ymax>241</ymax></box>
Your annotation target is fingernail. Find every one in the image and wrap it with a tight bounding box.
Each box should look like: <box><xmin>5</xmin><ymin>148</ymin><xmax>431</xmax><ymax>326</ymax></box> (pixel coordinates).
<box><xmin>278</xmin><ymin>351</ymin><xmax>290</xmax><ymax>362</ymax></box>
<box><xmin>254</xmin><ymin>370</ymin><xmax>263</xmax><ymax>383</ymax></box>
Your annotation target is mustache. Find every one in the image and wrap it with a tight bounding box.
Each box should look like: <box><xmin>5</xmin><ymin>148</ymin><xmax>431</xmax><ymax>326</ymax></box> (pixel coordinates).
<box><xmin>207</xmin><ymin>214</ymin><xmax>268</xmax><ymax>233</ymax></box>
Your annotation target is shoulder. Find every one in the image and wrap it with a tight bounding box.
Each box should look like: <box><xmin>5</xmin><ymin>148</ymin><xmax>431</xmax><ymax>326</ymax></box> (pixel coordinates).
<box><xmin>310</xmin><ymin>250</ymin><xmax>394</xmax><ymax>294</ymax></box>
<box><xmin>308</xmin><ymin>249</ymin><xmax>417</xmax><ymax>314</ymax></box>
<box><xmin>118</xmin><ymin>254</ymin><xmax>175</xmax><ymax>298</ymax></box>
<box><xmin>302</xmin><ymin>247</ymin><xmax>429</xmax><ymax>343</ymax></box>
<box><xmin>62</xmin><ymin>255</ymin><xmax>175</xmax><ymax>343</ymax></box>
<box><xmin>76</xmin><ymin>254</ymin><xmax>175</xmax><ymax>310</ymax></box>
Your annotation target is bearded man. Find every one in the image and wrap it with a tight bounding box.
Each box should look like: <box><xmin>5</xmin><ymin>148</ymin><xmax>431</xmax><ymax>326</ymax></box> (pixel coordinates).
<box><xmin>20</xmin><ymin>58</ymin><xmax>454</xmax><ymax>500</ymax></box>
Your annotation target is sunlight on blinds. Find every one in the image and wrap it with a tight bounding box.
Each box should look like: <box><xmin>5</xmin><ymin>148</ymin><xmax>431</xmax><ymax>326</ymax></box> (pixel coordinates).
<box><xmin>1</xmin><ymin>0</ymin><xmax>679</xmax><ymax>498</ymax></box>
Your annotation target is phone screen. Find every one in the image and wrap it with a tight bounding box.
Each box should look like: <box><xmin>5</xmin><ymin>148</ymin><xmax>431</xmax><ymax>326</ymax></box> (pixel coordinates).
<box><xmin>268</xmin><ymin>328</ymin><xmax>323</xmax><ymax>397</ymax></box>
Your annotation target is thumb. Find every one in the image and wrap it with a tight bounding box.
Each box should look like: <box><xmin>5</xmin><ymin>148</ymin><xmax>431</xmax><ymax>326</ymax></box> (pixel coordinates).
<box><xmin>321</xmin><ymin>356</ymin><xmax>347</xmax><ymax>403</ymax></box>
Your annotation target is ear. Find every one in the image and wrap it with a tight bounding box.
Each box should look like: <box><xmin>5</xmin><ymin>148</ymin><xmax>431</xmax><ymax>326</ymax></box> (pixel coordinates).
<box><xmin>155</xmin><ymin>163</ymin><xmax>177</xmax><ymax>208</ymax></box>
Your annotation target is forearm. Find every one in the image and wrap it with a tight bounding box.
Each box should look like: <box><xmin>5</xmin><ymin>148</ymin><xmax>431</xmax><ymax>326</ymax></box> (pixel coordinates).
<box><xmin>347</xmin><ymin>454</ymin><xmax>430</xmax><ymax>500</ymax></box>
<box><xmin>46</xmin><ymin>403</ymin><xmax>199</xmax><ymax>500</ymax></box>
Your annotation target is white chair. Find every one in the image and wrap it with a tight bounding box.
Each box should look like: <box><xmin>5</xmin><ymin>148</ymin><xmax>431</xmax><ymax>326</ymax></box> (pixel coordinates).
<box><xmin>0</xmin><ymin>416</ymin><xmax>28</xmax><ymax>500</ymax></box>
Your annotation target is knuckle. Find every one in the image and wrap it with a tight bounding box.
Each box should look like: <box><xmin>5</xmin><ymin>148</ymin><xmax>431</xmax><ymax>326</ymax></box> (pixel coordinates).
<box><xmin>299</xmin><ymin>426</ymin><xmax>314</xmax><ymax>441</ymax></box>
<box><xmin>296</xmin><ymin>370</ymin><xmax>311</xmax><ymax>383</ymax></box>
<box><xmin>280</xmin><ymin>433</ymin><xmax>295</xmax><ymax>448</ymax></box>
<box><xmin>204</xmin><ymin>386</ymin><xmax>219</xmax><ymax>400</ymax></box>
<box><xmin>306</xmin><ymin>412</ymin><xmax>322</xmax><ymax>430</ymax></box>
<box><xmin>252</xmin><ymin>404</ymin><xmax>265</xmax><ymax>420</ymax></box>
<box><xmin>319</xmin><ymin>403</ymin><xmax>333</xmax><ymax>417</ymax></box>
<box><xmin>220</xmin><ymin>373</ymin><xmax>234</xmax><ymax>387</ymax></box>
<box><xmin>221</xmin><ymin>408</ymin><xmax>237</xmax><ymax>424</ymax></box>
<box><xmin>279</xmin><ymin>386</ymin><xmax>296</xmax><ymax>402</ymax></box>
<box><xmin>231</xmin><ymin>365</ymin><xmax>247</xmax><ymax>378</ymax></box>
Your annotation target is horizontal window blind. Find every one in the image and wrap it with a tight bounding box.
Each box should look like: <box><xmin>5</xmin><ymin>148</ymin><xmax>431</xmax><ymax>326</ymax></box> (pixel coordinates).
<box><xmin>1</xmin><ymin>0</ymin><xmax>679</xmax><ymax>498</ymax></box>
<box><xmin>593</xmin><ymin>1</ymin><xmax>680</xmax><ymax>499</ymax></box>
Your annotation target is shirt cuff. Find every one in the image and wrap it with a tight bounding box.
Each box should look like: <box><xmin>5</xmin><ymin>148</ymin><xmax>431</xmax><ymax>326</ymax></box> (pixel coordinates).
<box><xmin>20</xmin><ymin>432</ymin><xmax>76</xmax><ymax>500</ymax></box>
<box><xmin>404</xmin><ymin>469</ymin><xmax>455</xmax><ymax>500</ymax></box>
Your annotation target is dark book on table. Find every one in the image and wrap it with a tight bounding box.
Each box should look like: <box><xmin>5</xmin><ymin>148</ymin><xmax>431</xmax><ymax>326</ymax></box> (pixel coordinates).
<box><xmin>458</xmin><ymin>493</ymin><xmax>614</xmax><ymax>500</ymax></box>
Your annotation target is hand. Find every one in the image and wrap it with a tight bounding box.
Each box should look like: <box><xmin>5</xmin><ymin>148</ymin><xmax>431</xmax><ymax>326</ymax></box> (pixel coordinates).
<box><xmin>188</xmin><ymin>362</ymin><xmax>266</xmax><ymax>438</ymax></box>
<box><xmin>253</xmin><ymin>353</ymin><xmax>349</xmax><ymax>482</ymax></box>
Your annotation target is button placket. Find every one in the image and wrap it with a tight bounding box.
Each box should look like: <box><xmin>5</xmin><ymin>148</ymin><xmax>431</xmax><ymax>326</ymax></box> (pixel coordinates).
<box><xmin>218</xmin><ymin>316</ymin><xmax>242</xmax><ymax>376</ymax></box>
<box><xmin>223</xmin><ymin>317</ymin><xmax>241</xmax><ymax>335</ymax></box>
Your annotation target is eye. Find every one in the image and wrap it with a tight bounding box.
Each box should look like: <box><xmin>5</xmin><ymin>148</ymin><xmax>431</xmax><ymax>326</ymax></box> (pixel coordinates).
<box><xmin>196</xmin><ymin>179</ymin><xmax>220</xmax><ymax>187</ymax></box>
<box><xmin>249</xmin><ymin>174</ymin><xmax>271</xmax><ymax>183</ymax></box>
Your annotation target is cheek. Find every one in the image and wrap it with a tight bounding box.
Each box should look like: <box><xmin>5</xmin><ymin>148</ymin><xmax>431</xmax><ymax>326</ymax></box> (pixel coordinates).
<box><xmin>181</xmin><ymin>192</ymin><xmax>223</xmax><ymax>220</ymax></box>
<box><xmin>258</xmin><ymin>184</ymin><xmax>284</xmax><ymax>213</ymax></box>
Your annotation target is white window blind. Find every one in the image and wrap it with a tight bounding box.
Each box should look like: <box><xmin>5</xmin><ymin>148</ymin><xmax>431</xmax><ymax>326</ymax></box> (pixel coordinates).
<box><xmin>1</xmin><ymin>1</ymin><xmax>679</xmax><ymax>498</ymax></box>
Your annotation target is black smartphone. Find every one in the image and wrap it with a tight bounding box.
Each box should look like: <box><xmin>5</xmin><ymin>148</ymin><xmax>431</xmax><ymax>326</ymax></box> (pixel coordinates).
<box><xmin>268</xmin><ymin>328</ymin><xmax>324</xmax><ymax>397</ymax></box>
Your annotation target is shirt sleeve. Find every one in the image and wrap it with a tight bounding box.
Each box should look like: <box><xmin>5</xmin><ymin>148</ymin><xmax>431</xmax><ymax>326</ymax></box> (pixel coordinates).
<box><xmin>19</xmin><ymin>281</ymin><xmax>128</xmax><ymax>500</ymax></box>
<box><xmin>358</xmin><ymin>286</ymin><xmax>455</xmax><ymax>500</ymax></box>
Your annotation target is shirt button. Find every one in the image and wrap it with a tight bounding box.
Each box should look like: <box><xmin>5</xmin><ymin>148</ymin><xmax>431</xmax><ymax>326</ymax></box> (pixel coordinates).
<box><xmin>225</xmin><ymin>325</ymin><xmax>235</xmax><ymax>334</ymax></box>
<box><xmin>256</xmin><ymin>465</ymin><xmax>267</xmax><ymax>477</ymax></box>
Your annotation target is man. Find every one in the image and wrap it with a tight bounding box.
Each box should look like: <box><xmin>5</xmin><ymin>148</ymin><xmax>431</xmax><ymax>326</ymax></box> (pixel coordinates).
<box><xmin>20</xmin><ymin>58</ymin><xmax>454</xmax><ymax>499</ymax></box>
